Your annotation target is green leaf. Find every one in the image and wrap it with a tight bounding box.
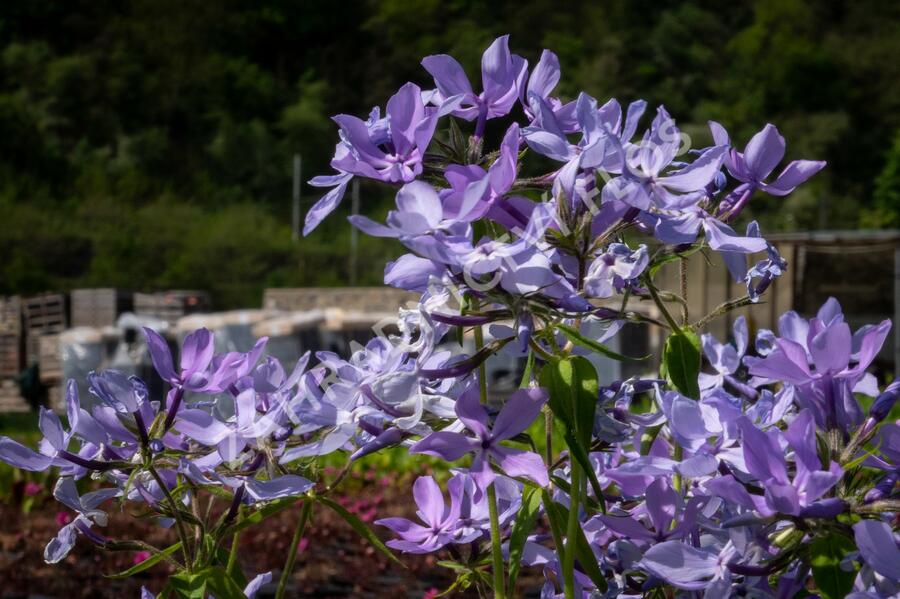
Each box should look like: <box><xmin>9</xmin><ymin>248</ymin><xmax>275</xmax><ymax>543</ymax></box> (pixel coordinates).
<box><xmin>506</xmin><ymin>487</ymin><xmax>543</xmax><ymax>591</ymax></box>
<box><xmin>543</xmin><ymin>497</ymin><xmax>608</xmax><ymax>592</ymax></box>
<box><xmin>170</xmin><ymin>570</ymin><xmax>209</xmax><ymax>599</ymax></box>
<box><xmin>106</xmin><ymin>542</ymin><xmax>182</xmax><ymax>579</ymax></box>
<box><xmin>539</xmin><ymin>355</ymin><xmax>598</xmax><ymax>448</ymax></box>
<box><xmin>555</xmin><ymin>324</ymin><xmax>647</xmax><ymax>362</ymax></box>
<box><xmin>810</xmin><ymin>533</ymin><xmax>858</xmax><ymax>599</ymax></box>
<box><xmin>518</xmin><ymin>350</ymin><xmax>535</xmax><ymax>388</ymax></box>
<box><xmin>316</xmin><ymin>495</ymin><xmax>403</xmax><ymax>566</ymax></box>
<box><xmin>662</xmin><ymin>328</ymin><xmax>702</xmax><ymax>399</ymax></box>
<box><xmin>204</xmin><ymin>566</ymin><xmax>248</xmax><ymax>599</ymax></box>
<box><xmin>541</xmin><ymin>490</ymin><xmax>567</xmax><ymax>567</ymax></box>
<box><xmin>563</xmin><ymin>431</ymin><xmax>606</xmax><ymax>513</ymax></box>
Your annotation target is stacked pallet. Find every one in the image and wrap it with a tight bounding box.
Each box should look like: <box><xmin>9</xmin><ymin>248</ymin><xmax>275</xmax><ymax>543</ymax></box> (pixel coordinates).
<box><xmin>0</xmin><ymin>380</ymin><xmax>28</xmax><ymax>413</ymax></box>
<box><xmin>38</xmin><ymin>334</ymin><xmax>62</xmax><ymax>384</ymax></box>
<box><xmin>0</xmin><ymin>296</ymin><xmax>21</xmax><ymax>335</ymax></box>
<box><xmin>22</xmin><ymin>293</ymin><xmax>67</xmax><ymax>367</ymax></box>
<box><xmin>71</xmin><ymin>288</ymin><xmax>133</xmax><ymax>327</ymax></box>
<box><xmin>0</xmin><ymin>296</ymin><xmax>22</xmax><ymax>378</ymax></box>
<box><xmin>135</xmin><ymin>290</ymin><xmax>210</xmax><ymax>324</ymax></box>
<box><xmin>262</xmin><ymin>287</ymin><xmax>418</xmax><ymax>313</ymax></box>
<box><xmin>0</xmin><ymin>333</ymin><xmax>22</xmax><ymax>378</ymax></box>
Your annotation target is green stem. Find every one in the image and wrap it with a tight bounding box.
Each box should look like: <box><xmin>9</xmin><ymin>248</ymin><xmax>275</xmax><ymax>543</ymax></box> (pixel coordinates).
<box><xmin>645</xmin><ymin>279</ymin><xmax>681</xmax><ymax>332</ymax></box>
<box><xmin>226</xmin><ymin>527</ymin><xmax>241</xmax><ymax>580</ymax></box>
<box><xmin>474</xmin><ymin>324</ymin><xmax>488</xmax><ymax>401</ymax></box>
<box><xmin>487</xmin><ymin>484</ymin><xmax>507</xmax><ymax>599</ymax></box>
<box><xmin>562</xmin><ymin>457</ymin><xmax>582</xmax><ymax>599</ymax></box>
<box><xmin>147</xmin><ymin>465</ymin><xmax>192</xmax><ymax>571</ymax></box>
<box><xmin>275</xmin><ymin>499</ymin><xmax>313</xmax><ymax>599</ymax></box>
<box><xmin>474</xmin><ymin>318</ymin><xmax>506</xmax><ymax>598</ymax></box>
<box><xmin>679</xmin><ymin>257</ymin><xmax>689</xmax><ymax>325</ymax></box>
<box><xmin>672</xmin><ymin>444</ymin><xmax>684</xmax><ymax>494</ymax></box>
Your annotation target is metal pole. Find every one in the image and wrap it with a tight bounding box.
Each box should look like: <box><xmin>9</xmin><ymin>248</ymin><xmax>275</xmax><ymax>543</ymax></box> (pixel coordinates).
<box><xmin>292</xmin><ymin>154</ymin><xmax>302</xmax><ymax>242</ymax></box>
<box><xmin>894</xmin><ymin>246</ymin><xmax>900</xmax><ymax>372</ymax></box>
<box><xmin>349</xmin><ymin>180</ymin><xmax>360</xmax><ymax>285</ymax></box>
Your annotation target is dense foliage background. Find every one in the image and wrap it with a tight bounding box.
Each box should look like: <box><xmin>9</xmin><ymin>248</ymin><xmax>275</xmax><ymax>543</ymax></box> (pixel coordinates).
<box><xmin>1</xmin><ymin>0</ymin><xmax>899</xmax><ymax>308</ymax></box>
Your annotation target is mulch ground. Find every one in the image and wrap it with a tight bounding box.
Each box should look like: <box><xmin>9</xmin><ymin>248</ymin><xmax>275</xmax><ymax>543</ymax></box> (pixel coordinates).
<box><xmin>0</xmin><ymin>469</ymin><xmax>502</xmax><ymax>599</ymax></box>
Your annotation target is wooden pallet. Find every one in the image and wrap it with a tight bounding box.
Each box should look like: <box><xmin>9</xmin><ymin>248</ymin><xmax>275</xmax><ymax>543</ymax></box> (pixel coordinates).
<box><xmin>0</xmin><ymin>333</ymin><xmax>23</xmax><ymax>378</ymax></box>
<box><xmin>135</xmin><ymin>290</ymin><xmax>210</xmax><ymax>324</ymax></box>
<box><xmin>262</xmin><ymin>287</ymin><xmax>418</xmax><ymax>313</ymax></box>
<box><xmin>22</xmin><ymin>293</ymin><xmax>67</xmax><ymax>332</ymax></box>
<box><xmin>38</xmin><ymin>334</ymin><xmax>61</xmax><ymax>383</ymax></box>
<box><xmin>0</xmin><ymin>296</ymin><xmax>21</xmax><ymax>336</ymax></box>
<box><xmin>0</xmin><ymin>380</ymin><xmax>29</xmax><ymax>413</ymax></box>
<box><xmin>71</xmin><ymin>288</ymin><xmax>133</xmax><ymax>327</ymax></box>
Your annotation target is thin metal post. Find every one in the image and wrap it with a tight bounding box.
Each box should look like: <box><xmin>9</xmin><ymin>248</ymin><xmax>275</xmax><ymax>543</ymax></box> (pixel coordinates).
<box><xmin>349</xmin><ymin>180</ymin><xmax>360</xmax><ymax>285</ymax></box>
<box><xmin>292</xmin><ymin>154</ymin><xmax>302</xmax><ymax>242</ymax></box>
<box><xmin>894</xmin><ymin>246</ymin><xmax>900</xmax><ymax>371</ymax></box>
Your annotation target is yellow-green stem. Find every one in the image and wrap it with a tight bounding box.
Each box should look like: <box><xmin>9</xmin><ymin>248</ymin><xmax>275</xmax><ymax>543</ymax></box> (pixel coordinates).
<box><xmin>487</xmin><ymin>483</ymin><xmax>507</xmax><ymax>599</ymax></box>
<box><xmin>562</xmin><ymin>457</ymin><xmax>582</xmax><ymax>599</ymax></box>
<box><xmin>275</xmin><ymin>499</ymin><xmax>313</xmax><ymax>599</ymax></box>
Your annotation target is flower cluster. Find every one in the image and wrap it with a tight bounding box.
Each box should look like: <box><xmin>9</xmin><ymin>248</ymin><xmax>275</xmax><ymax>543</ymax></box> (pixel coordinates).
<box><xmin>1</xmin><ymin>35</ymin><xmax>897</xmax><ymax>599</ymax></box>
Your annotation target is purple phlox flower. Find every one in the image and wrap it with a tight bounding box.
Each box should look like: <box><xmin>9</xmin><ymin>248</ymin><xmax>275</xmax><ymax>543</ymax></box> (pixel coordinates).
<box><xmin>853</xmin><ymin>520</ymin><xmax>900</xmax><ymax>583</ymax></box>
<box><xmin>0</xmin><ymin>380</ymin><xmax>114</xmax><ymax>473</ymax></box>
<box><xmin>421</xmin><ymin>35</ymin><xmax>527</xmax><ymax>132</ymax></box>
<box><xmin>648</xmin><ymin>204</ymin><xmax>767</xmax><ymax>256</ymax></box>
<box><xmin>375</xmin><ymin>475</ymin><xmax>462</xmax><ymax>553</ymax></box>
<box><xmin>639</xmin><ymin>541</ymin><xmax>746</xmax><ymax>592</ymax></box>
<box><xmin>747</xmin><ymin>299</ymin><xmax>891</xmax><ymax>429</ymax></box>
<box><xmin>348</xmin><ymin>180</ymin><xmax>470</xmax><ymax>257</ymax></box>
<box><xmin>384</xmin><ymin>253</ymin><xmax>446</xmax><ymax>292</ymax></box>
<box><xmin>243</xmin><ymin>571</ymin><xmax>274</xmax><ymax>599</ymax></box>
<box><xmin>583</xmin><ymin>242</ymin><xmax>648</xmax><ymax>299</ymax></box>
<box><xmin>736</xmin><ymin>412</ymin><xmax>842</xmax><ymax>517</ymax></box>
<box><xmin>605</xmin><ymin>106</ymin><xmax>726</xmax><ymax>211</ymax></box>
<box><xmin>699</xmin><ymin>316</ymin><xmax>752</xmax><ymax>395</ymax></box>
<box><xmin>742</xmin><ymin>221</ymin><xmax>787</xmax><ymax>299</ymax></box>
<box><xmin>87</xmin><ymin>369</ymin><xmax>148</xmax><ymax>415</ymax></box>
<box><xmin>236</xmin><ymin>474</ymin><xmax>314</xmax><ymax>504</ymax></box>
<box><xmin>652</xmin><ymin>388</ymin><xmax>749</xmax><ymax>477</ymax></box>
<box><xmin>447</xmin><ymin>199</ymin><xmax>556</xmax><ymax>279</ymax></box>
<box><xmin>411</xmin><ymin>385</ymin><xmax>550</xmax><ymax>488</ymax></box>
<box><xmin>439</xmin><ymin>123</ymin><xmax>522</xmax><ymax>224</ymax></box>
<box><xmin>496</xmin><ymin>245</ymin><xmax>591</xmax><ymax>312</ymax></box>
<box><xmin>523</xmin><ymin>92</ymin><xmax>621</xmax><ymax>202</ymax></box>
<box><xmin>860</xmin><ymin>423</ymin><xmax>900</xmax><ymax>472</ymax></box>
<box><xmin>709</xmin><ymin>121</ymin><xmax>826</xmax><ymax>221</ymax></box>
<box><xmin>45</xmin><ymin>477</ymin><xmax>119</xmax><ymax>563</ymax></box>
<box><xmin>520</xmin><ymin>49</ymin><xmax>578</xmax><ymax>131</ymax></box>
<box><xmin>304</xmin><ymin>82</ymin><xmax>439</xmax><ymax>234</ymax></box>
<box><xmin>144</xmin><ymin>327</ymin><xmax>266</xmax><ymax>429</ymax></box>
<box><xmin>144</xmin><ymin>327</ymin><xmax>223</xmax><ymax>393</ymax></box>
<box><xmin>598</xmin><ymin>477</ymin><xmax>706</xmax><ymax>543</ymax></box>
<box><xmin>863</xmin><ymin>379</ymin><xmax>900</xmax><ymax>434</ymax></box>
<box><xmin>744</xmin><ymin>386</ymin><xmax>795</xmax><ymax>429</ymax></box>
<box><xmin>451</xmin><ymin>472</ymin><xmax>521</xmax><ymax>541</ymax></box>
<box><xmin>213</xmin><ymin>387</ymin><xmax>298</xmax><ymax>463</ymax></box>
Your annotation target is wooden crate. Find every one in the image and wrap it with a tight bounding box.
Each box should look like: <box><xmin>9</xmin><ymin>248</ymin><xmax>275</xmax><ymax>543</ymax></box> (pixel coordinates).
<box><xmin>0</xmin><ymin>380</ymin><xmax>28</xmax><ymax>413</ymax></box>
<box><xmin>135</xmin><ymin>290</ymin><xmax>210</xmax><ymax>324</ymax></box>
<box><xmin>71</xmin><ymin>288</ymin><xmax>133</xmax><ymax>327</ymax></box>
<box><xmin>0</xmin><ymin>333</ymin><xmax>22</xmax><ymax>378</ymax></box>
<box><xmin>38</xmin><ymin>334</ymin><xmax>61</xmax><ymax>383</ymax></box>
<box><xmin>0</xmin><ymin>296</ymin><xmax>21</xmax><ymax>335</ymax></box>
<box><xmin>22</xmin><ymin>293</ymin><xmax>67</xmax><ymax>332</ymax></box>
<box><xmin>262</xmin><ymin>287</ymin><xmax>418</xmax><ymax>313</ymax></box>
